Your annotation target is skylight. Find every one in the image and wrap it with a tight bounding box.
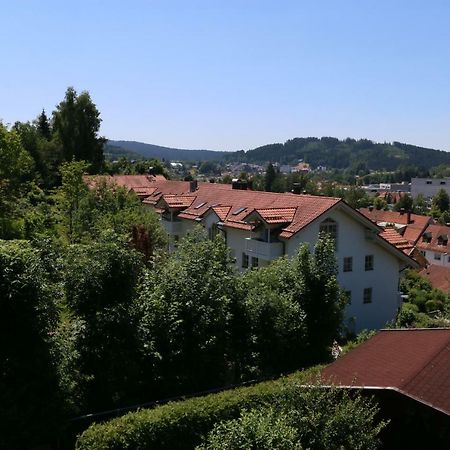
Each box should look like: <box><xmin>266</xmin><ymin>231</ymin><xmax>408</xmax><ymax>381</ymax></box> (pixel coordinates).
<box><xmin>232</xmin><ymin>207</ymin><xmax>247</xmax><ymax>215</ymax></box>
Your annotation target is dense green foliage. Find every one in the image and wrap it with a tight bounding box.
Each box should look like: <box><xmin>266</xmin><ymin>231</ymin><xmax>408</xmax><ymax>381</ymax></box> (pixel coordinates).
<box><xmin>0</xmin><ymin>241</ymin><xmax>64</xmax><ymax>448</ymax></box>
<box><xmin>197</xmin><ymin>408</ymin><xmax>302</xmax><ymax>450</ymax></box>
<box><xmin>396</xmin><ymin>269</ymin><xmax>450</xmax><ymax>328</ymax></box>
<box><xmin>76</xmin><ymin>368</ymin><xmax>386</xmax><ymax>450</ymax></box>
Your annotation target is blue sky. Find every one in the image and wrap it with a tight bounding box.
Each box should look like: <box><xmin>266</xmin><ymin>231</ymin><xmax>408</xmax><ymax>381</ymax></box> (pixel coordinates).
<box><xmin>2</xmin><ymin>0</ymin><xmax>450</xmax><ymax>151</ymax></box>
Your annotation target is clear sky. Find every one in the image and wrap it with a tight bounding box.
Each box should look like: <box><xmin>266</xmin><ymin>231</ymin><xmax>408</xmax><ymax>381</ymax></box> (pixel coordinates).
<box><xmin>2</xmin><ymin>0</ymin><xmax>450</xmax><ymax>151</ymax></box>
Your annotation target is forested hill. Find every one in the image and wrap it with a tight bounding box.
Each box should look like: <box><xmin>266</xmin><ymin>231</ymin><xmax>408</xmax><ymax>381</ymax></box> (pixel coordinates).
<box><xmin>226</xmin><ymin>137</ymin><xmax>450</xmax><ymax>171</ymax></box>
<box><xmin>108</xmin><ymin>140</ymin><xmax>227</xmax><ymax>161</ymax></box>
<box><xmin>110</xmin><ymin>137</ymin><xmax>450</xmax><ymax>171</ymax></box>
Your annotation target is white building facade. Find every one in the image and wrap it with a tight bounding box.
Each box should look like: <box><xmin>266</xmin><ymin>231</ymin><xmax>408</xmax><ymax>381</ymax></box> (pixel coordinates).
<box><xmin>143</xmin><ymin>182</ymin><xmax>418</xmax><ymax>333</ymax></box>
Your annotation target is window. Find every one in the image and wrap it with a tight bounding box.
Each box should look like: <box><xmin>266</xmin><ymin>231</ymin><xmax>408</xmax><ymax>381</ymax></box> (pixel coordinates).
<box><xmin>345</xmin><ymin>290</ymin><xmax>352</xmax><ymax>304</ymax></box>
<box><xmin>426</xmin><ymin>181</ymin><xmax>432</xmax><ymax>185</ymax></box>
<box><xmin>363</xmin><ymin>287</ymin><xmax>372</xmax><ymax>304</ymax></box>
<box><xmin>365</xmin><ymin>255</ymin><xmax>374</xmax><ymax>271</ymax></box>
<box><xmin>242</xmin><ymin>253</ymin><xmax>249</xmax><ymax>268</ymax></box>
<box><xmin>232</xmin><ymin>207</ymin><xmax>247</xmax><ymax>216</ymax></box>
<box><xmin>422</xmin><ymin>232</ymin><xmax>432</xmax><ymax>243</ymax></box>
<box><xmin>420</xmin><ymin>250</ymin><xmax>426</xmax><ymax>256</ymax></box>
<box><xmin>251</xmin><ymin>256</ymin><xmax>259</xmax><ymax>268</ymax></box>
<box><xmin>434</xmin><ymin>253</ymin><xmax>442</xmax><ymax>260</ymax></box>
<box><xmin>209</xmin><ymin>224</ymin><xmax>219</xmax><ymax>240</ymax></box>
<box><xmin>441</xmin><ymin>181</ymin><xmax>446</xmax><ymax>185</ymax></box>
<box><xmin>343</xmin><ymin>257</ymin><xmax>353</xmax><ymax>272</ymax></box>
<box><xmin>447</xmin><ymin>255</ymin><xmax>450</xmax><ymax>263</ymax></box>
<box><xmin>319</xmin><ymin>218</ymin><xmax>338</xmax><ymax>247</ymax></box>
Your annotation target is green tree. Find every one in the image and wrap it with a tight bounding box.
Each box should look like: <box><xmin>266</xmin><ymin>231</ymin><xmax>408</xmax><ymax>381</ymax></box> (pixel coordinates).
<box><xmin>431</xmin><ymin>188</ymin><xmax>450</xmax><ymax>216</ymax></box>
<box><xmin>37</xmin><ymin>108</ymin><xmax>52</xmax><ymax>140</ymax></box>
<box><xmin>62</xmin><ymin>237</ymin><xmax>144</xmax><ymax>412</ymax></box>
<box><xmin>393</xmin><ymin>193</ymin><xmax>414</xmax><ymax>212</ymax></box>
<box><xmin>0</xmin><ymin>241</ymin><xmax>64</xmax><ymax>448</ymax></box>
<box><xmin>0</xmin><ymin>124</ymin><xmax>35</xmax><ymax>237</ymax></box>
<box><xmin>53</xmin><ymin>87</ymin><xmax>106</xmax><ymax>172</ymax></box>
<box><xmin>265</xmin><ymin>163</ymin><xmax>277</xmax><ymax>192</ymax></box>
<box><xmin>292</xmin><ymin>235</ymin><xmax>346</xmax><ymax>362</ymax></box>
<box><xmin>59</xmin><ymin>160</ymin><xmax>89</xmax><ymax>241</ymax></box>
<box><xmin>373</xmin><ymin>195</ymin><xmax>387</xmax><ymax>210</ymax></box>
<box><xmin>137</xmin><ymin>229</ymin><xmax>242</xmax><ymax>396</ymax></box>
<box><xmin>412</xmin><ymin>193</ymin><xmax>427</xmax><ymax>215</ymax></box>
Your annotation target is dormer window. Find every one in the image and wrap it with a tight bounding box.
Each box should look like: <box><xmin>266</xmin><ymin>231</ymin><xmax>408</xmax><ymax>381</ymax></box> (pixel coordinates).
<box><xmin>438</xmin><ymin>234</ymin><xmax>448</xmax><ymax>246</ymax></box>
<box><xmin>422</xmin><ymin>232</ymin><xmax>432</xmax><ymax>243</ymax></box>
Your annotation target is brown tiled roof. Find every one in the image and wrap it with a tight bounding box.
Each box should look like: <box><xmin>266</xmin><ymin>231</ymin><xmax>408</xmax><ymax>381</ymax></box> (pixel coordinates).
<box><xmin>416</xmin><ymin>224</ymin><xmax>450</xmax><ymax>254</ymax></box>
<box><xmin>252</xmin><ymin>208</ymin><xmax>297</xmax><ymax>224</ymax></box>
<box><xmin>380</xmin><ymin>228</ymin><xmax>414</xmax><ymax>251</ymax></box>
<box><xmin>419</xmin><ymin>265</ymin><xmax>450</xmax><ymax>294</ymax></box>
<box><xmin>322</xmin><ymin>329</ymin><xmax>450</xmax><ymax>415</ymax></box>
<box><xmin>360</xmin><ymin>208</ymin><xmax>431</xmax><ymax>244</ymax></box>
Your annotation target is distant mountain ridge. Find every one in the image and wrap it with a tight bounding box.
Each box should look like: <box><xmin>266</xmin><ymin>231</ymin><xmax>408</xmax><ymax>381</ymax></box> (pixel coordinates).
<box><xmin>108</xmin><ymin>140</ymin><xmax>227</xmax><ymax>162</ymax></box>
<box><xmin>108</xmin><ymin>137</ymin><xmax>450</xmax><ymax>171</ymax></box>
<box><xmin>226</xmin><ymin>137</ymin><xmax>450</xmax><ymax>171</ymax></box>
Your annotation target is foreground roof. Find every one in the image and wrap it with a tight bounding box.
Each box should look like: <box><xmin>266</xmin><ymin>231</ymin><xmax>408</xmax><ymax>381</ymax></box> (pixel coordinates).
<box><xmin>322</xmin><ymin>329</ymin><xmax>450</xmax><ymax>415</ymax></box>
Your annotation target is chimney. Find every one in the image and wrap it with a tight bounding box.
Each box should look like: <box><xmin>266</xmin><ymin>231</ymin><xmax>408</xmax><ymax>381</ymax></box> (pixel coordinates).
<box><xmin>399</xmin><ymin>208</ymin><xmax>405</xmax><ymax>215</ymax></box>
<box><xmin>407</xmin><ymin>210</ymin><xmax>412</xmax><ymax>224</ymax></box>
<box><xmin>232</xmin><ymin>179</ymin><xmax>248</xmax><ymax>190</ymax></box>
<box><xmin>368</xmin><ymin>205</ymin><xmax>374</xmax><ymax>212</ymax></box>
<box><xmin>292</xmin><ymin>183</ymin><xmax>302</xmax><ymax>195</ymax></box>
<box><xmin>189</xmin><ymin>180</ymin><xmax>198</xmax><ymax>192</ymax></box>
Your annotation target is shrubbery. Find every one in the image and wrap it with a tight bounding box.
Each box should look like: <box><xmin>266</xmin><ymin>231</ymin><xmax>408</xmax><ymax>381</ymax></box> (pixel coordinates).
<box><xmin>76</xmin><ymin>367</ymin><xmax>386</xmax><ymax>450</ymax></box>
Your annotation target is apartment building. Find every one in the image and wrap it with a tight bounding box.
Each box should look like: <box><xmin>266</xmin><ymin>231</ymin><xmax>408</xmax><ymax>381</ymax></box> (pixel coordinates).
<box><xmin>411</xmin><ymin>177</ymin><xmax>450</xmax><ymax>199</ymax></box>
<box><xmin>88</xmin><ymin>175</ymin><xmax>418</xmax><ymax>332</ymax></box>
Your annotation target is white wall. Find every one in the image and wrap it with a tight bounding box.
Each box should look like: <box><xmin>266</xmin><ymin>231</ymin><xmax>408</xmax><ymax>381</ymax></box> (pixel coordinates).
<box><xmin>154</xmin><ymin>204</ymin><xmax>404</xmax><ymax>333</ymax></box>
<box><xmin>422</xmin><ymin>249</ymin><xmax>450</xmax><ymax>267</ymax></box>
<box><xmin>285</xmin><ymin>208</ymin><xmax>402</xmax><ymax>333</ymax></box>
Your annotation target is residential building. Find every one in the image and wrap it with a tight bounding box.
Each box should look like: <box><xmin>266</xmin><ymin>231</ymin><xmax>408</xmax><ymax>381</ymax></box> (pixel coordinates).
<box><xmin>87</xmin><ymin>175</ymin><xmax>418</xmax><ymax>332</ymax></box>
<box><xmin>411</xmin><ymin>177</ymin><xmax>450</xmax><ymax>199</ymax></box>
<box><xmin>360</xmin><ymin>207</ymin><xmax>432</xmax><ymax>245</ymax></box>
<box><xmin>416</xmin><ymin>223</ymin><xmax>450</xmax><ymax>267</ymax></box>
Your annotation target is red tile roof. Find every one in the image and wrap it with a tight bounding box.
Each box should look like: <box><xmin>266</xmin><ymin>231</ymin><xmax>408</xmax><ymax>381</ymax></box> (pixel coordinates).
<box><xmin>416</xmin><ymin>223</ymin><xmax>450</xmax><ymax>254</ymax></box>
<box><xmin>419</xmin><ymin>265</ymin><xmax>450</xmax><ymax>294</ymax></box>
<box><xmin>360</xmin><ymin>208</ymin><xmax>432</xmax><ymax>244</ymax></box>
<box><xmin>380</xmin><ymin>228</ymin><xmax>414</xmax><ymax>251</ymax></box>
<box><xmin>322</xmin><ymin>329</ymin><xmax>450</xmax><ymax>415</ymax></box>
<box><xmin>249</xmin><ymin>208</ymin><xmax>297</xmax><ymax>224</ymax></box>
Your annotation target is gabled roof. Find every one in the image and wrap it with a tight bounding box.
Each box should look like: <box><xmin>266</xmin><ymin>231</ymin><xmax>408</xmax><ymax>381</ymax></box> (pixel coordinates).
<box><xmin>416</xmin><ymin>223</ymin><xmax>450</xmax><ymax>253</ymax></box>
<box><xmin>380</xmin><ymin>228</ymin><xmax>414</xmax><ymax>251</ymax></box>
<box><xmin>360</xmin><ymin>208</ymin><xmax>432</xmax><ymax>244</ymax></box>
<box><xmin>322</xmin><ymin>329</ymin><xmax>450</xmax><ymax>415</ymax></box>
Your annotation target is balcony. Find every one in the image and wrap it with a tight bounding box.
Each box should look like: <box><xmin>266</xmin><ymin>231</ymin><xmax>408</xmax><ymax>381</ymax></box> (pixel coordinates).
<box><xmin>245</xmin><ymin>238</ymin><xmax>284</xmax><ymax>260</ymax></box>
<box><xmin>161</xmin><ymin>219</ymin><xmax>183</xmax><ymax>234</ymax></box>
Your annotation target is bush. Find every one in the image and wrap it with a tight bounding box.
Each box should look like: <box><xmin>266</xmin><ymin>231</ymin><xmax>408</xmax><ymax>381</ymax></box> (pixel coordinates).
<box><xmin>196</xmin><ymin>407</ymin><xmax>302</xmax><ymax>450</ymax></box>
<box><xmin>76</xmin><ymin>367</ymin><xmax>386</xmax><ymax>450</ymax></box>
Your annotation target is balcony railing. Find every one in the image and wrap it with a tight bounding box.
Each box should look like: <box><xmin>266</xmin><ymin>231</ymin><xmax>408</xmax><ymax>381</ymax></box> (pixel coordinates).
<box><xmin>161</xmin><ymin>219</ymin><xmax>182</xmax><ymax>234</ymax></box>
<box><xmin>245</xmin><ymin>238</ymin><xmax>284</xmax><ymax>260</ymax></box>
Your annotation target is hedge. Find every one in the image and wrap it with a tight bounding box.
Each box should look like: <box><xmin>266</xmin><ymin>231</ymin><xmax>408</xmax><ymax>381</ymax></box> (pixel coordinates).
<box><xmin>75</xmin><ymin>368</ymin><xmax>321</xmax><ymax>450</ymax></box>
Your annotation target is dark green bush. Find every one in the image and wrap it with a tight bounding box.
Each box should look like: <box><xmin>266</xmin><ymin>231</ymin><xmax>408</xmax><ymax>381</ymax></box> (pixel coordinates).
<box><xmin>76</xmin><ymin>369</ymin><xmax>319</xmax><ymax>450</ymax></box>
<box><xmin>76</xmin><ymin>367</ymin><xmax>386</xmax><ymax>450</ymax></box>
